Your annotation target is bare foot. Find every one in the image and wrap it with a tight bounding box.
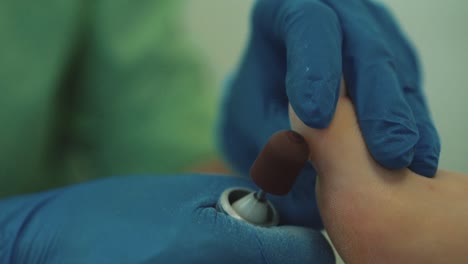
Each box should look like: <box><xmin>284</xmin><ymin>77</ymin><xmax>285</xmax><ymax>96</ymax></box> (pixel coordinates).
<box><xmin>290</xmin><ymin>97</ymin><xmax>468</xmax><ymax>263</ymax></box>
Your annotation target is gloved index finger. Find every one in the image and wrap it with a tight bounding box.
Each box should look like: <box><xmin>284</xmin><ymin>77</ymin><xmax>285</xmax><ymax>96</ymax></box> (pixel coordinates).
<box><xmin>253</xmin><ymin>0</ymin><xmax>343</xmax><ymax>129</ymax></box>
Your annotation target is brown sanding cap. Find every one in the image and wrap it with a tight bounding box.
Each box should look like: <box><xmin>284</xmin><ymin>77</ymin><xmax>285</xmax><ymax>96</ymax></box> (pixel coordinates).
<box><xmin>250</xmin><ymin>130</ymin><xmax>310</xmax><ymax>195</ymax></box>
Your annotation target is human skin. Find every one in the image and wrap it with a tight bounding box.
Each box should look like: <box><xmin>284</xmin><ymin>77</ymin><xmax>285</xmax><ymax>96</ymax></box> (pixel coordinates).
<box><xmin>188</xmin><ymin>159</ymin><xmax>232</xmax><ymax>175</ymax></box>
<box><xmin>289</xmin><ymin>95</ymin><xmax>468</xmax><ymax>263</ymax></box>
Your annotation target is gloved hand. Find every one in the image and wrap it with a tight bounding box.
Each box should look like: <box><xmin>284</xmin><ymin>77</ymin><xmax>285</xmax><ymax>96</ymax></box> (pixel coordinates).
<box><xmin>219</xmin><ymin>0</ymin><xmax>440</xmax><ymax>228</ymax></box>
<box><xmin>0</xmin><ymin>175</ymin><xmax>334</xmax><ymax>264</ymax></box>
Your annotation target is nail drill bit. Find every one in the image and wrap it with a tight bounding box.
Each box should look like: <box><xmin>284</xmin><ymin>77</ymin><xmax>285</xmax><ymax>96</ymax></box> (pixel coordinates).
<box><xmin>217</xmin><ymin>130</ymin><xmax>310</xmax><ymax>226</ymax></box>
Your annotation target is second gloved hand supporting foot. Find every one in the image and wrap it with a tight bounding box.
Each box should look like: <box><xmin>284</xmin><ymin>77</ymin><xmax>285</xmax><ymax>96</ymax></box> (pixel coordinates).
<box><xmin>0</xmin><ymin>174</ymin><xmax>335</xmax><ymax>264</ymax></box>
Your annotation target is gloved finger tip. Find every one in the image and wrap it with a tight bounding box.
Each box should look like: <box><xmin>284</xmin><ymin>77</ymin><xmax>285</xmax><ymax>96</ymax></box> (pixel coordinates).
<box><xmin>406</xmin><ymin>124</ymin><xmax>440</xmax><ymax>177</ymax></box>
<box><xmin>408</xmin><ymin>150</ymin><xmax>440</xmax><ymax>177</ymax></box>
<box><xmin>291</xmin><ymin>106</ymin><xmax>334</xmax><ymax>129</ymax></box>
<box><xmin>370</xmin><ymin>141</ymin><xmax>417</xmax><ymax>169</ymax></box>
<box><xmin>362</xmin><ymin>123</ymin><xmax>420</xmax><ymax>170</ymax></box>
<box><xmin>375</xmin><ymin>152</ymin><xmax>414</xmax><ymax>170</ymax></box>
<box><xmin>288</xmin><ymin>86</ymin><xmax>340</xmax><ymax>130</ymax></box>
<box><xmin>409</xmin><ymin>162</ymin><xmax>438</xmax><ymax>178</ymax></box>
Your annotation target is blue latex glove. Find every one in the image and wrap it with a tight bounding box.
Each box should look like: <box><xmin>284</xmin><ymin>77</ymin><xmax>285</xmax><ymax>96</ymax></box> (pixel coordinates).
<box><xmin>220</xmin><ymin>0</ymin><xmax>440</xmax><ymax>228</ymax></box>
<box><xmin>0</xmin><ymin>175</ymin><xmax>334</xmax><ymax>264</ymax></box>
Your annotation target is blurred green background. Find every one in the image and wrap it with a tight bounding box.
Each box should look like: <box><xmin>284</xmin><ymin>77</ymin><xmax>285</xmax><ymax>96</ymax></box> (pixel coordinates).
<box><xmin>1</xmin><ymin>0</ymin><xmax>467</xmax><ymax>200</ymax></box>
<box><xmin>0</xmin><ymin>0</ymin><xmax>218</xmax><ymax>197</ymax></box>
